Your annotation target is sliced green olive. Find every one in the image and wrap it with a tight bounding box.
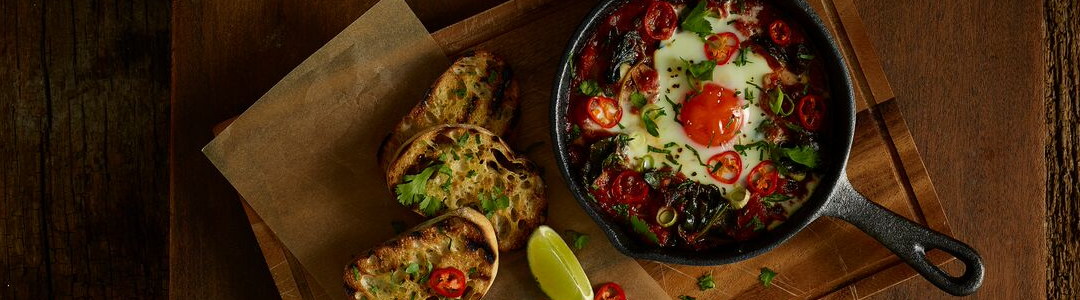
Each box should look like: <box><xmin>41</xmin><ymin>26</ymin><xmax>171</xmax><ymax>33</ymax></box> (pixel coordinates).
<box><xmin>724</xmin><ymin>186</ymin><xmax>750</xmax><ymax>209</ymax></box>
<box><xmin>656</xmin><ymin>206</ymin><xmax>678</xmax><ymax>227</ymax></box>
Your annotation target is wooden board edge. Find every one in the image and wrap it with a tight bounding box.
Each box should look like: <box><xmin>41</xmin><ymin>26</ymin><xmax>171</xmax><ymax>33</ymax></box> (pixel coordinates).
<box><xmin>873</xmin><ymin>100</ymin><xmax>951</xmax><ymax>234</ymax></box>
<box><xmin>431</xmin><ymin>0</ymin><xmax>564</xmax><ymax>54</ymax></box>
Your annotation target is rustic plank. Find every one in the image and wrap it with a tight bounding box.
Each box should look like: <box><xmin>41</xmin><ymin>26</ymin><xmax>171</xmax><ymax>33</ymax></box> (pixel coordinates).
<box><xmin>855</xmin><ymin>0</ymin><xmax>1046</xmax><ymax>299</ymax></box>
<box><xmin>1</xmin><ymin>0</ymin><xmax>170</xmax><ymax>299</ymax></box>
<box><xmin>1046</xmin><ymin>0</ymin><xmax>1079</xmax><ymax>299</ymax></box>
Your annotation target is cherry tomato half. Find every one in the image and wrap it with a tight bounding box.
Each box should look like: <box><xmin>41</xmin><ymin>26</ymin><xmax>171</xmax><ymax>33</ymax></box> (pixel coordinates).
<box><xmin>642</xmin><ymin>1</ymin><xmax>678</xmax><ymax>41</ymax></box>
<box><xmin>705</xmin><ymin>32</ymin><xmax>740</xmax><ymax>65</ymax></box>
<box><xmin>428</xmin><ymin>268</ymin><xmax>466</xmax><ymax>298</ymax></box>
<box><xmin>594</xmin><ymin>282</ymin><xmax>627</xmax><ymax>300</ymax></box>
<box><xmin>679</xmin><ymin>83</ymin><xmax>744</xmax><ymax>147</ymax></box>
<box><xmin>747</xmin><ymin>161</ymin><xmax>780</xmax><ymax>195</ymax></box>
<box><xmin>587</xmin><ymin>96</ymin><xmax>622</xmax><ymax>128</ymax></box>
<box><xmin>707</xmin><ymin>151</ymin><xmax>743</xmax><ymax>184</ymax></box>
<box><xmin>769</xmin><ymin>20</ymin><xmax>792</xmax><ymax>46</ymax></box>
<box><xmin>797</xmin><ymin>95</ymin><xmax>825</xmax><ymax>131</ymax></box>
<box><xmin>612</xmin><ymin>170</ymin><xmax>649</xmax><ymax>204</ymax></box>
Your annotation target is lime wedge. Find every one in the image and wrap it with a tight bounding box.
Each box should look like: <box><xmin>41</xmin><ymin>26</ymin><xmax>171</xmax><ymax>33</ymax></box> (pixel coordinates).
<box><xmin>527</xmin><ymin>226</ymin><xmax>594</xmax><ymax>300</ymax></box>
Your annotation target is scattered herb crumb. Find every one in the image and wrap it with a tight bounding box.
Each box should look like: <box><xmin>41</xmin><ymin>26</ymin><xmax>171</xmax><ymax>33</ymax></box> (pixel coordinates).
<box><xmin>564</xmin><ymin>230</ymin><xmax>591</xmax><ymax>252</ymax></box>
<box><xmin>678</xmin><ymin>296</ymin><xmax>698</xmax><ymax>300</ymax></box>
<box><xmin>759</xmin><ymin>267</ymin><xmax>778</xmax><ymax>288</ymax></box>
<box><xmin>698</xmin><ymin>273</ymin><xmax>716</xmax><ymax>291</ymax></box>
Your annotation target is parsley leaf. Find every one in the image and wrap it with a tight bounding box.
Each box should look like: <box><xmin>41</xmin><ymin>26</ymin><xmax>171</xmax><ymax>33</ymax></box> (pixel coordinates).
<box><xmin>680</xmin><ymin>0</ymin><xmax>712</xmax><ymax>37</ymax></box>
<box><xmin>698</xmin><ymin>273</ymin><xmax>716</xmax><ymax>291</ymax></box>
<box><xmin>487</xmin><ymin>70</ymin><xmax>499</xmax><ymax>84</ymax></box>
<box><xmin>352</xmin><ymin>265</ymin><xmax>360</xmax><ymax>281</ymax></box>
<box><xmin>762</xmin><ymin>194</ymin><xmax>792</xmax><ymax>203</ymax></box>
<box><xmin>453</xmin><ymin>87</ymin><xmax>467</xmax><ymax>98</ymax></box>
<box><xmin>683</xmin><ymin>59</ymin><xmax>716</xmax><ymax>81</ymax></box>
<box><xmin>630</xmin><ymin>215</ymin><xmax>660</xmax><ymax>244</ymax></box>
<box><xmin>780</xmin><ymin>146</ymin><xmax>819</xmax><ymax>168</ymax></box>
<box><xmin>642</xmin><ymin>107</ymin><xmax>667</xmax><ymax>137</ymax></box>
<box><xmin>579</xmin><ymin>80</ymin><xmax>603</xmax><ymax>97</ymax></box>
<box><xmin>564</xmin><ymin>230</ymin><xmax>591</xmax><ymax>251</ymax></box>
<box><xmin>679</xmin><ymin>296</ymin><xmax>698</xmax><ymax>300</ymax></box>
<box><xmin>417</xmin><ymin>196</ymin><xmax>444</xmax><ymax>217</ymax></box>
<box><xmin>479</xmin><ymin>187</ymin><xmax>511</xmax><ymax>217</ymax></box>
<box><xmin>394</xmin><ymin>165</ymin><xmax>440</xmax><ymax>206</ymax></box>
<box><xmin>759</xmin><ymin>267</ymin><xmax>778</xmax><ymax>287</ymax></box>
<box><xmin>630</xmin><ymin>91</ymin><xmax>647</xmax><ymax>109</ymax></box>
<box><xmin>405</xmin><ymin>262</ymin><xmax>420</xmax><ymax>278</ymax></box>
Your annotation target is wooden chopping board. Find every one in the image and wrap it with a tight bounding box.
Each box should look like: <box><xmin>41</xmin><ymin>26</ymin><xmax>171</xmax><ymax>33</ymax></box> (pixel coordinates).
<box><xmin>213</xmin><ymin>0</ymin><xmax>956</xmax><ymax>299</ymax></box>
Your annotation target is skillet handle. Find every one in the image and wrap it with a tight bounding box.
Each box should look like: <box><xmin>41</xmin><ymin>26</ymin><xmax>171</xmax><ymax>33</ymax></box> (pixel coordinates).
<box><xmin>821</xmin><ymin>174</ymin><xmax>984</xmax><ymax>296</ymax></box>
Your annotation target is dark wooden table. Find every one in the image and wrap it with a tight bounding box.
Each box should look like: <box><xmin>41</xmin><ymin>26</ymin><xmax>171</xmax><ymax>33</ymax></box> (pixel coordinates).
<box><xmin>2</xmin><ymin>0</ymin><xmax>1071</xmax><ymax>299</ymax></box>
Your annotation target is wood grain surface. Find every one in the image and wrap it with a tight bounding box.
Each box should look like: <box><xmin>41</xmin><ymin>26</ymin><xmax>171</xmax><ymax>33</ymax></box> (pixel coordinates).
<box><xmin>856</xmin><ymin>1</ymin><xmax>1047</xmax><ymax>299</ymax></box>
<box><xmin>0</xmin><ymin>0</ymin><xmax>1061</xmax><ymax>299</ymax></box>
<box><xmin>1</xmin><ymin>0</ymin><xmax>170</xmax><ymax>299</ymax></box>
<box><xmin>1046</xmin><ymin>0</ymin><xmax>1079</xmax><ymax>299</ymax></box>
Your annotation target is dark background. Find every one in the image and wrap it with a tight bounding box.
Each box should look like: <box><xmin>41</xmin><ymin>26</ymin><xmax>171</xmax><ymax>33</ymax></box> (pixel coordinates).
<box><xmin>1</xmin><ymin>0</ymin><xmax>1073</xmax><ymax>299</ymax></box>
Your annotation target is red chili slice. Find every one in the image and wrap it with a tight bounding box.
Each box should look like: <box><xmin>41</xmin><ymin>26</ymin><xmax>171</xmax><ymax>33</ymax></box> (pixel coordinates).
<box><xmin>594</xmin><ymin>282</ymin><xmax>627</xmax><ymax>300</ymax></box>
<box><xmin>704</xmin><ymin>32</ymin><xmax>740</xmax><ymax>65</ymax></box>
<box><xmin>769</xmin><ymin>20</ymin><xmax>792</xmax><ymax>46</ymax></box>
<box><xmin>707</xmin><ymin>151</ymin><xmax>743</xmax><ymax>184</ymax></box>
<box><xmin>611</xmin><ymin>170</ymin><xmax>649</xmax><ymax>204</ymax></box>
<box><xmin>428</xmin><ymin>268</ymin><xmax>466</xmax><ymax>298</ymax></box>
<box><xmin>747</xmin><ymin>161</ymin><xmax>780</xmax><ymax>195</ymax></box>
<box><xmin>586</xmin><ymin>96</ymin><xmax>622</xmax><ymax>128</ymax></box>
<box><xmin>642</xmin><ymin>1</ymin><xmax>677</xmax><ymax>41</ymax></box>
<box><xmin>797</xmin><ymin>95</ymin><xmax>825</xmax><ymax>131</ymax></box>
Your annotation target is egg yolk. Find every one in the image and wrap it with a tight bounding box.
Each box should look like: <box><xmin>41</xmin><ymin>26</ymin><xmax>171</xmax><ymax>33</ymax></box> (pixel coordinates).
<box><xmin>679</xmin><ymin>83</ymin><xmax>743</xmax><ymax>147</ymax></box>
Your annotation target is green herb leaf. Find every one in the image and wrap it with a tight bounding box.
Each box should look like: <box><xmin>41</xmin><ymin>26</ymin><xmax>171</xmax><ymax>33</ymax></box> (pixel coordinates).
<box><xmin>394</xmin><ymin>165</ymin><xmax>440</xmax><ymax>206</ymax></box>
<box><xmin>417</xmin><ymin>197</ymin><xmax>444</xmax><ymax>217</ymax></box>
<box><xmin>564</xmin><ymin>230</ymin><xmax>591</xmax><ymax>251</ymax></box>
<box><xmin>466</xmin><ymin>169</ymin><xmax>477</xmax><ymax>178</ymax></box>
<box><xmin>487</xmin><ymin>70</ymin><xmax>499</xmax><ymax>84</ymax></box>
<box><xmin>569</xmin><ymin>124</ymin><xmax>583</xmax><ymax>141</ymax></box>
<box><xmin>453</xmin><ymin>87</ymin><xmax>467</xmax><ymax>98</ymax></box>
<box><xmin>642</xmin><ymin>107</ymin><xmax>667</xmax><ymax>137</ymax></box>
<box><xmin>613</xmin><ymin>204</ymin><xmax>630</xmax><ymax>217</ymax></box>
<box><xmin>698</xmin><ymin>273</ymin><xmax>716</xmax><ymax>291</ymax></box>
<box><xmin>679</xmin><ymin>296</ymin><xmax>698</xmax><ymax>300</ymax></box>
<box><xmin>352</xmin><ymin>265</ymin><xmax>360</xmax><ymax>281</ymax></box>
<box><xmin>405</xmin><ymin>262</ymin><xmax>420</xmax><ymax>278</ymax></box>
<box><xmin>647</xmin><ymin>145</ymin><xmax>671</xmax><ymax>154</ymax></box>
<box><xmin>798</xmin><ymin>53</ymin><xmax>815</xmax><ymax>60</ymax></box>
<box><xmin>458</xmin><ymin>132</ymin><xmax>471</xmax><ymax>148</ymax></box>
<box><xmin>680</xmin><ymin>0</ymin><xmax>713</xmax><ymax>37</ymax></box>
<box><xmin>762</xmin><ymin>194</ymin><xmax>792</xmax><ymax>203</ymax></box>
<box><xmin>750</xmin><ymin>216</ymin><xmax>766</xmax><ymax>231</ymax></box>
<box><xmin>579</xmin><ymin>80</ymin><xmax>603</xmax><ymax>97</ymax></box>
<box><xmin>630</xmin><ymin>91</ymin><xmax>647</xmax><ymax>109</ymax></box>
<box><xmin>683</xmin><ymin>58</ymin><xmax>717</xmax><ymax>81</ymax></box>
<box><xmin>759</xmin><ymin>267</ymin><xmax>778</xmax><ymax>287</ymax></box>
<box><xmin>780</xmin><ymin>146</ymin><xmax>819</xmax><ymax>168</ymax></box>
<box><xmin>630</xmin><ymin>215</ymin><xmax>660</xmax><ymax>244</ymax></box>
<box><xmin>468</xmin><ymin>267</ymin><xmax>478</xmax><ymax>277</ymax></box>
<box><xmin>663</xmin><ymin>95</ymin><xmax>683</xmax><ymax>123</ymax></box>
<box><xmin>734</xmin><ymin>46</ymin><xmax>753</xmax><ymax>67</ymax></box>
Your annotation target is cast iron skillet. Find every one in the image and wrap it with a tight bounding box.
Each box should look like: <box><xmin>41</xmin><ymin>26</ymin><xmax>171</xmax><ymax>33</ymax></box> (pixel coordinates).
<box><xmin>550</xmin><ymin>0</ymin><xmax>984</xmax><ymax>296</ymax></box>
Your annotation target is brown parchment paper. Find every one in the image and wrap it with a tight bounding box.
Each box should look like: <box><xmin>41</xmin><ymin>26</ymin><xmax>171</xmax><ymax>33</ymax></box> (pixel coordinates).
<box><xmin>203</xmin><ymin>0</ymin><xmax>671</xmax><ymax>299</ymax></box>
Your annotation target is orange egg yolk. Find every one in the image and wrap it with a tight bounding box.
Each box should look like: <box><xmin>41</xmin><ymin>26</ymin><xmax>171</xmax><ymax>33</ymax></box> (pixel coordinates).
<box><xmin>679</xmin><ymin>83</ymin><xmax>744</xmax><ymax>147</ymax></box>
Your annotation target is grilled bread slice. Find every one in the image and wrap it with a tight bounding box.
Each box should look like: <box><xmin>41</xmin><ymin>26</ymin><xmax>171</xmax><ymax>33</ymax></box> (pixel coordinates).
<box><xmin>387</xmin><ymin>125</ymin><xmax>547</xmax><ymax>251</ymax></box>
<box><xmin>377</xmin><ymin>51</ymin><xmax>519</xmax><ymax>172</ymax></box>
<box><xmin>344</xmin><ymin>208</ymin><xmax>498</xmax><ymax>300</ymax></box>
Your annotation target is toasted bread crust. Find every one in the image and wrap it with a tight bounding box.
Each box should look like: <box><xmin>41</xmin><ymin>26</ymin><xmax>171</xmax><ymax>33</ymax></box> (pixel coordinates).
<box><xmin>344</xmin><ymin>208</ymin><xmax>498</xmax><ymax>300</ymax></box>
<box><xmin>387</xmin><ymin>125</ymin><xmax>547</xmax><ymax>251</ymax></box>
<box><xmin>378</xmin><ymin>51</ymin><xmax>519</xmax><ymax>172</ymax></box>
